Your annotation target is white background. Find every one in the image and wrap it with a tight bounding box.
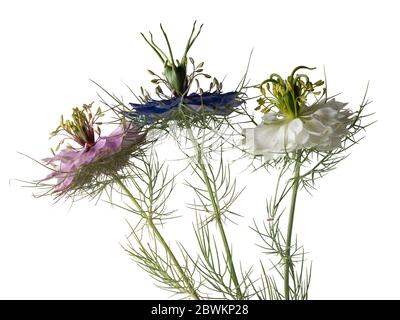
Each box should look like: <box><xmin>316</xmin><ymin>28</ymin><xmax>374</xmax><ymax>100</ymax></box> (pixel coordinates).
<box><xmin>0</xmin><ymin>0</ymin><xmax>399</xmax><ymax>299</ymax></box>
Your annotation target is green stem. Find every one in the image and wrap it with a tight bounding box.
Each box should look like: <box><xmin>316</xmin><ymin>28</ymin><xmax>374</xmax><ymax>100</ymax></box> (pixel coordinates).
<box><xmin>284</xmin><ymin>151</ymin><xmax>302</xmax><ymax>300</ymax></box>
<box><xmin>186</xmin><ymin>127</ymin><xmax>243</xmax><ymax>299</ymax></box>
<box><xmin>147</xmin><ymin>219</ymin><xmax>200</xmax><ymax>300</ymax></box>
<box><xmin>114</xmin><ymin>176</ymin><xmax>200</xmax><ymax>300</ymax></box>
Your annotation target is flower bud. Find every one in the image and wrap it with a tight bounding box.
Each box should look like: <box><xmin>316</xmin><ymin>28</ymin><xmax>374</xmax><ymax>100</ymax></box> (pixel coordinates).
<box><xmin>164</xmin><ymin>63</ymin><xmax>188</xmax><ymax>96</ymax></box>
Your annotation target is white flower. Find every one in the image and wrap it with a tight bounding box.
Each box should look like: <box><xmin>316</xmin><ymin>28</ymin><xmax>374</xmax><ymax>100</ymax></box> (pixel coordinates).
<box><xmin>245</xmin><ymin>100</ymin><xmax>353</xmax><ymax>160</ymax></box>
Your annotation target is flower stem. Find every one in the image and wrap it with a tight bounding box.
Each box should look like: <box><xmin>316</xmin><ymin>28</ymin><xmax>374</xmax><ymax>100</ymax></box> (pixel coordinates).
<box><xmin>114</xmin><ymin>176</ymin><xmax>200</xmax><ymax>300</ymax></box>
<box><xmin>186</xmin><ymin>127</ymin><xmax>243</xmax><ymax>299</ymax></box>
<box><xmin>147</xmin><ymin>218</ymin><xmax>200</xmax><ymax>300</ymax></box>
<box><xmin>284</xmin><ymin>151</ymin><xmax>302</xmax><ymax>300</ymax></box>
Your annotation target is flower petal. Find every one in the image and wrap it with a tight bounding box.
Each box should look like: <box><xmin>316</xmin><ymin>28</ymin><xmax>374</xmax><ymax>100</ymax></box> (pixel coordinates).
<box><xmin>128</xmin><ymin>92</ymin><xmax>243</xmax><ymax>120</ymax></box>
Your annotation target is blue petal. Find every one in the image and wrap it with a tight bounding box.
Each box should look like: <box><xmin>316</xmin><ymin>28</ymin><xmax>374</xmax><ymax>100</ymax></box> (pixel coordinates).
<box><xmin>128</xmin><ymin>92</ymin><xmax>243</xmax><ymax>119</ymax></box>
<box><xmin>130</xmin><ymin>98</ymin><xmax>177</xmax><ymax>113</ymax></box>
<box><xmin>186</xmin><ymin>92</ymin><xmax>242</xmax><ymax>109</ymax></box>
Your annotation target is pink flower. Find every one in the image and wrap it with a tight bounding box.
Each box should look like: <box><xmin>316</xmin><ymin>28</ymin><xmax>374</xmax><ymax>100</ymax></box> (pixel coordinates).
<box><xmin>41</xmin><ymin>104</ymin><xmax>147</xmax><ymax>195</ymax></box>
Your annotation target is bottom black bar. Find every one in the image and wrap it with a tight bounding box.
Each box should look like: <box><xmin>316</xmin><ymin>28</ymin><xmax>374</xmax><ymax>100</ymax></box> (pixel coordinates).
<box><xmin>0</xmin><ymin>300</ymin><xmax>398</xmax><ymax>319</ymax></box>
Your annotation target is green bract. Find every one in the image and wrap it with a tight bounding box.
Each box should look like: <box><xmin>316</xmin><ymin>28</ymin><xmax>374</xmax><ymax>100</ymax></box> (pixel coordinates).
<box><xmin>141</xmin><ymin>21</ymin><xmax>203</xmax><ymax>96</ymax></box>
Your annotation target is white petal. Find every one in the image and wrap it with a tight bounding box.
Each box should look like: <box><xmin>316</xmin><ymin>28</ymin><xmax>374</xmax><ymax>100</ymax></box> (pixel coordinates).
<box><xmin>263</xmin><ymin>111</ymin><xmax>288</xmax><ymax>123</ymax></box>
<box><xmin>254</xmin><ymin>124</ymin><xmax>286</xmax><ymax>152</ymax></box>
<box><xmin>303</xmin><ymin>117</ymin><xmax>327</xmax><ymax>136</ymax></box>
<box><xmin>287</xmin><ymin>119</ymin><xmax>310</xmax><ymax>148</ymax></box>
<box><xmin>322</xmin><ymin>99</ymin><xmax>348</xmax><ymax>111</ymax></box>
<box><xmin>313</xmin><ymin>107</ymin><xmax>339</xmax><ymax>124</ymax></box>
<box><xmin>262</xmin><ymin>112</ymin><xmax>280</xmax><ymax>124</ymax></box>
<box><xmin>287</xmin><ymin>118</ymin><xmax>303</xmax><ymax>134</ymax></box>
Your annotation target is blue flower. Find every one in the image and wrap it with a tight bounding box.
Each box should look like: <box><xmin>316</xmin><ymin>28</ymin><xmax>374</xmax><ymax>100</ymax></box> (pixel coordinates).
<box><xmin>128</xmin><ymin>92</ymin><xmax>244</xmax><ymax>121</ymax></box>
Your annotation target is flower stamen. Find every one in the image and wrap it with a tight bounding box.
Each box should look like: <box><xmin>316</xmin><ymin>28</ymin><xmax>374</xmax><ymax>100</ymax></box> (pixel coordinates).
<box><xmin>50</xmin><ymin>103</ymin><xmax>103</xmax><ymax>150</ymax></box>
<box><xmin>257</xmin><ymin>66</ymin><xmax>325</xmax><ymax>118</ymax></box>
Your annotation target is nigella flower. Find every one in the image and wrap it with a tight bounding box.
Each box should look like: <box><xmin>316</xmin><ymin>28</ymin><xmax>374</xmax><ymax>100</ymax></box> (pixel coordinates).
<box><xmin>128</xmin><ymin>92</ymin><xmax>243</xmax><ymax>122</ymax></box>
<box><xmin>127</xmin><ymin>22</ymin><xmax>245</xmax><ymax>126</ymax></box>
<box><xmin>40</xmin><ymin>103</ymin><xmax>147</xmax><ymax>196</ymax></box>
<box><xmin>245</xmin><ymin>99</ymin><xmax>353</xmax><ymax>160</ymax></box>
<box><xmin>244</xmin><ymin>66</ymin><xmax>354</xmax><ymax>160</ymax></box>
